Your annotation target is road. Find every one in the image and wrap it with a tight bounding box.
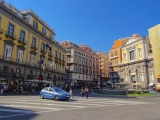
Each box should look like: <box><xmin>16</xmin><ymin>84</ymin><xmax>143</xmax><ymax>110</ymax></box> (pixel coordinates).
<box><xmin>0</xmin><ymin>91</ymin><xmax>160</xmax><ymax>120</ymax></box>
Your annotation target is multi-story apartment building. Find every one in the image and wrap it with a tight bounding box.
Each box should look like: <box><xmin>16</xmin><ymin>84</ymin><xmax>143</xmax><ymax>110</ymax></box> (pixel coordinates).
<box><xmin>0</xmin><ymin>1</ymin><xmax>66</xmax><ymax>87</ymax></box>
<box><xmin>109</xmin><ymin>39</ymin><xmax>124</xmax><ymax>83</ymax></box>
<box><xmin>61</xmin><ymin>41</ymin><xmax>100</xmax><ymax>87</ymax></box>
<box><xmin>118</xmin><ymin>35</ymin><xmax>155</xmax><ymax>89</ymax></box>
<box><xmin>96</xmin><ymin>52</ymin><xmax>109</xmax><ymax>86</ymax></box>
<box><xmin>148</xmin><ymin>24</ymin><xmax>160</xmax><ymax>87</ymax></box>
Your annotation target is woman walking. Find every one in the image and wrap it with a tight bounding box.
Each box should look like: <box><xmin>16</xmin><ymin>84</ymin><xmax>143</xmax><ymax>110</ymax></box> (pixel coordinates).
<box><xmin>81</xmin><ymin>87</ymin><xmax>85</xmax><ymax>98</ymax></box>
<box><xmin>84</xmin><ymin>86</ymin><xmax>89</xmax><ymax>99</ymax></box>
<box><xmin>69</xmin><ymin>87</ymin><xmax>73</xmax><ymax>98</ymax></box>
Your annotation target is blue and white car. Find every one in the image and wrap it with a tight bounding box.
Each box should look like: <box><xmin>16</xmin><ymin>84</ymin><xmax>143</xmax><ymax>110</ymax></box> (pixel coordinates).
<box><xmin>40</xmin><ymin>87</ymin><xmax>70</xmax><ymax>100</ymax></box>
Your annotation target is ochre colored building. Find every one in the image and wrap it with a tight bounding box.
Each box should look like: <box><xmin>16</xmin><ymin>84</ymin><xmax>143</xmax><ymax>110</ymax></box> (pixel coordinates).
<box><xmin>0</xmin><ymin>1</ymin><xmax>66</xmax><ymax>88</ymax></box>
<box><xmin>149</xmin><ymin>24</ymin><xmax>160</xmax><ymax>87</ymax></box>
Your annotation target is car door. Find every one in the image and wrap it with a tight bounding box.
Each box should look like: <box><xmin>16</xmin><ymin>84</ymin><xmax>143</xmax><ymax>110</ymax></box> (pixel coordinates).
<box><xmin>48</xmin><ymin>88</ymin><xmax>55</xmax><ymax>99</ymax></box>
<box><xmin>43</xmin><ymin>87</ymin><xmax>50</xmax><ymax>98</ymax></box>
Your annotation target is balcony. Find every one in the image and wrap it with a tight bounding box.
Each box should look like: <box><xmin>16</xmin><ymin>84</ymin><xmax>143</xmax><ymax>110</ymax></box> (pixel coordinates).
<box><xmin>5</xmin><ymin>31</ymin><xmax>17</xmax><ymax>40</ymax></box>
<box><xmin>40</xmin><ymin>48</ymin><xmax>46</xmax><ymax>54</ymax></box>
<box><xmin>30</xmin><ymin>44</ymin><xmax>38</xmax><ymax>50</ymax></box>
<box><xmin>48</xmin><ymin>52</ymin><xmax>53</xmax><ymax>57</ymax></box>
<box><xmin>0</xmin><ymin>71</ymin><xmax>12</xmax><ymax>77</ymax></box>
<box><xmin>66</xmin><ymin>52</ymin><xmax>71</xmax><ymax>56</ymax></box>
<box><xmin>0</xmin><ymin>28</ymin><xmax>4</xmax><ymax>34</ymax></box>
<box><xmin>27</xmin><ymin>74</ymin><xmax>36</xmax><ymax>79</ymax></box>
<box><xmin>18</xmin><ymin>37</ymin><xmax>27</xmax><ymax>45</ymax></box>
<box><xmin>14</xmin><ymin>73</ymin><xmax>24</xmax><ymax>78</ymax></box>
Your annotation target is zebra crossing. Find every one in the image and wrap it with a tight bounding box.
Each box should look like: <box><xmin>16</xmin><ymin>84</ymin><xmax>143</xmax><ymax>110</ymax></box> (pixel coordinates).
<box><xmin>0</xmin><ymin>96</ymin><xmax>152</xmax><ymax>119</ymax></box>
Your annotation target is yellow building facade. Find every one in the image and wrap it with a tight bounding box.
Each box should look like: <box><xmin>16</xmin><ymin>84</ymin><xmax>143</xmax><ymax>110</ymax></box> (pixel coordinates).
<box><xmin>0</xmin><ymin>1</ymin><xmax>66</xmax><ymax>89</ymax></box>
<box><xmin>149</xmin><ymin>24</ymin><xmax>160</xmax><ymax>86</ymax></box>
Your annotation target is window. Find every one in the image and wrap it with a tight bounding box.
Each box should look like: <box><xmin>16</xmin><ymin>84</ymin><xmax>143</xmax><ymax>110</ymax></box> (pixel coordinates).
<box><xmin>131</xmin><ymin>75</ymin><xmax>136</xmax><ymax>83</ymax></box>
<box><xmin>62</xmin><ymin>55</ymin><xmax>64</xmax><ymax>61</ymax></box>
<box><xmin>140</xmin><ymin>73</ymin><xmax>144</xmax><ymax>81</ymax></box>
<box><xmin>123</xmin><ymin>53</ymin><xmax>126</xmax><ymax>61</ymax></box>
<box><xmin>49</xmin><ymin>33</ymin><xmax>53</xmax><ymax>40</ymax></box>
<box><xmin>130</xmin><ymin>51</ymin><xmax>134</xmax><ymax>60</ymax></box>
<box><xmin>8</xmin><ymin>23</ymin><xmax>14</xmax><ymax>37</ymax></box>
<box><xmin>59</xmin><ymin>53</ymin><xmax>61</xmax><ymax>60</ymax></box>
<box><xmin>32</xmin><ymin>37</ymin><xmax>36</xmax><ymax>47</ymax></box>
<box><xmin>33</xmin><ymin>20</ymin><xmax>38</xmax><ymax>29</ymax></box>
<box><xmin>67</xmin><ymin>57</ymin><xmax>70</xmax><ymax>63</ymax></box>
<box><xmin>41</xmin><ymin>42</ymin><xmax>45</xmax><ymax>50</ymax></box>
<box><xmin>0</xmin><ymin>17</ymin><xmax>2</xmax><ymax>27</ymax></box>
<box><xmin>42</xmin><ymin>27</ymin><xmax>46</xmax><ymax>35</ymax></box>
<box><xmin>138</xmin><ymin>49</ymin><xmax>142</xmax><ymax>56</ymax></box>
<box><xmin>43</xmin><ymin>87</ymin><xmax>48</xmax><ymax>91</ymax></box>
<box><xmin>110</xmin><ymin>53</ymin><xmax>113</xmax><ymax>58</ymax></box>
<box><xmin>20</xmin><ymin>30</ymin><xmax>25</xmax><ymax>42</ymax></box>
<box><xmin>49</xmin><ymin>88</ymin><xmax>53</xmax><ymax>92</ymax></box>
<box><xmin>55</xmin><ymin>50</ymin><xmax>57</xmax><ymax>57</ymax></box>
<box><xmin>4</xmin><ymin>45</ymin><xmax>12</xmax><ymax>61</ymax></box>
<box><xmin>17</xmin><ymin>50</ymin><xmax>23</xmax><ymax>64</ymax></box>
<box><xmin>114</xmin><ymin>51</ymin><xmax>117</xmax><ymax>56</ymax></box>
<box><xmin>54</xmin><ymin>63</ymin><xmax>57</xmax><ymax>70</ymax></box>
<box><xmin>30</xmin><ymin>55</ymin><xmax>35</xmax><ymax>66</ymax></box>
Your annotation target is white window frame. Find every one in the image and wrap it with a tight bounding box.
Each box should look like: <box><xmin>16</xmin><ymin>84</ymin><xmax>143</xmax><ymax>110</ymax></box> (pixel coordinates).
<box><xmin>8</xmin><ymin>23</ymin><xmax>14</xmax><ymax>37</ymax></box>
<box><xmin>17</xmin><ymin>50</ymin><xmax>23</xmax><ymax>64</ymax></box>
<box><xmin>4</xmin><ymin>45</ymin><xmax>12</xmax><ymax>61</ymax></box>
<box><xmin>20</xmin><ymin>30</ymin><xmax>25</xmax><ymax>42</ymax></box>
<box><xmin>30</xmin><ymin>55</ymin><xmax>35</xmax><ymax>66</ymax></box>
<box><xmin>42</xmin><ymin>27</ymin><xmax>47</xmax><ymax>35</ymax></box>
<box><xmin>32</xmin><ymin>37</ymin><xmax>36</xmax><ymax>47</ymax></box>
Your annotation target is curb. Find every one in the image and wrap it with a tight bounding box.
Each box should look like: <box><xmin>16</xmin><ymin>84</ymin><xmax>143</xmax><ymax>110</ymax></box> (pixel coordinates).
<box><xmin>91</xmin><ymin>92</ymin><xmax>159</xmax><ymax>98</ymax></box>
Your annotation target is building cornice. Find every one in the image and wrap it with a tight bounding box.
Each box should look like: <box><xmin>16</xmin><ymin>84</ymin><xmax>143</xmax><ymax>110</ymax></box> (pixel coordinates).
<box><xmin>0</xmin><ymin>2</ymin><xmax>66</xmax><ymax>52</ymax></box>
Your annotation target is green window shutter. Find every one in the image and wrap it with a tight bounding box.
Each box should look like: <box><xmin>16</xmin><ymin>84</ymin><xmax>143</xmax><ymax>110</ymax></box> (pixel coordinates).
<box><xmin>36</xmin><ymin>22</ymin><xmax>38</xmax><ymax>29</ymax></box>
<box><xmin>33</xmin><ymin>20</ymin><xmax>35</xmax><ymax>27</ymax></box>
<box><xmin>42</xmin><ymin>27</ymin><xmax>44</xmax><ymax>33</ymax></box>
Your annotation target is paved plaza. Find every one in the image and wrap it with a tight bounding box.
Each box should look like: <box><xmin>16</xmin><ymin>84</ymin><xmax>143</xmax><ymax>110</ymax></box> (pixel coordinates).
<box><xmin>0</xmin><ymin>92</ymin><xmax>160</xmax><ymax>120</ymax></box>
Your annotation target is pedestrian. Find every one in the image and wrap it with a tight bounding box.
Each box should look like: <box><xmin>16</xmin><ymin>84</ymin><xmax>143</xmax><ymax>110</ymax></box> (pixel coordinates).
<box><xmin>64</xmin><ymin>84</ymin><xmax>70</xmax><ymax>92</ymax></box>
<box><xmin>69</xmin><ymin>88</ymin><xmax>73</xmax><ymax>98</ymax></box>
<box><xmin>81</xmin><ymin>87</ymin><xmax>85</xmax><ymax>98</ymax></box>
<box><xmin>84</xmin><ymin>86</ymin><xmax>89</xmax><ymax>99</ymax></box>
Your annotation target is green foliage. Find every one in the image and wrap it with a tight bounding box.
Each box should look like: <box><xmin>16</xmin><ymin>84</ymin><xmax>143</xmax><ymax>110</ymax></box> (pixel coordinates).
<box><xmin>135</xmin><ymin>90</ymin><xmax>141</xmax><ymax>94</ymax></box>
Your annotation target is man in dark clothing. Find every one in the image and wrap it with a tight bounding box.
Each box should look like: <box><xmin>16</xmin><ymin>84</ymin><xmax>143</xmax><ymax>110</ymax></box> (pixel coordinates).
<box><xmin>64</xmin><ymin>84</ymin><xmax>70</xmax><ymax>92</ymax></box>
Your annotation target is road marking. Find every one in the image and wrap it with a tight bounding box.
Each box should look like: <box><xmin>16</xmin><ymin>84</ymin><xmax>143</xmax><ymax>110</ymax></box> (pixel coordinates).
<box><xmin>0</xmin><ymin>104</ymin><xmax>64</xmax><ymax>111</ymax></box>
<box><xmin>0</xmin><ymin>101</ymin><xmax>87</xmax><ymax>108</ymax></box>
<box><xmin>0</xmin><ymin>98</ymin><xmax>150</xmax><ymax>105</ymax></box>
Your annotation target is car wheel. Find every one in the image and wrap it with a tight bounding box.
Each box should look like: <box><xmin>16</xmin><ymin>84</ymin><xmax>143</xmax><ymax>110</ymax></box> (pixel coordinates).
<box><xmin>40</xmin><ymin>94</ymin><xmax>44</xmax><ymax>99</ymax></box>
<box><xmin>54</xmin><ymin>96</ymin><xmax>59</xmax><ymax>101</ymax></box>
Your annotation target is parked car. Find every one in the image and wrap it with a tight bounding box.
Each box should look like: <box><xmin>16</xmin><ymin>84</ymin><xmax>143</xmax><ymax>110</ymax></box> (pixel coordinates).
<box><xmin>40</xmin><ymin>87</ymin><xmax>70</xmax><ymax>100</ymax></box>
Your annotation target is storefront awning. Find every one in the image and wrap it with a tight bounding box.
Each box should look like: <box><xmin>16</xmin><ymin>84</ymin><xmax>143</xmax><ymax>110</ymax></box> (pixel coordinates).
<box><xmin>148</xmin><ymin>83</ymin><xmax>155</xmax><ymax>86</ymax></box>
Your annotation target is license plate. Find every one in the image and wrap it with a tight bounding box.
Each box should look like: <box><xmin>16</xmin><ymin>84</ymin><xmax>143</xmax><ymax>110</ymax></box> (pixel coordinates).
<box><xmin>67</xmin><ymin>96</ymin><xmax>70</xmax><ymax>97</ymax></box>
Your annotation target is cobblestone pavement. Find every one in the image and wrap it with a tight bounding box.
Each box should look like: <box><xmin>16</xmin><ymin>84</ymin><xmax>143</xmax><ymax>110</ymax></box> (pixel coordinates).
<box><xmin>0</xmin><ymin>93</ymin><xmax>160</xmax><ymax>120</ymax></box>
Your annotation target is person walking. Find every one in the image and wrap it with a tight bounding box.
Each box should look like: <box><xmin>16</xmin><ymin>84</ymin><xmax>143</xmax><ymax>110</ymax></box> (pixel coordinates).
<box><xmin>84</xmin><ymin>86</ymin><xmax>89</xmax><ymax>99</ymax></box>
<box><xmin>69</xmin><ymin>87</ymin><xmax>73</xmax><ymax>98</ymax></box>
<box><xmin>81</xmin><ymin>87</ymin><xmax>85</xmax><ymax>98</ymax></box>
<box><xmin>64</xmin><ymin>84</ymin><xmax>70</xmax><ymax>92</ymax></box>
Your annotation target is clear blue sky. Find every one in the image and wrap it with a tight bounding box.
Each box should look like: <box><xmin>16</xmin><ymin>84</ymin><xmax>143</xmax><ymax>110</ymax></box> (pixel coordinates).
<box><xmin>5</xmin><ymin>0</ymin><xmax>160</xmax><ymax>52</ymax></box>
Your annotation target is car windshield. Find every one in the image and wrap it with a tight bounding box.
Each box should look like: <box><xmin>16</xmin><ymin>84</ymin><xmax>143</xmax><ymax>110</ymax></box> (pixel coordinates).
<box><xmin>53</xmin><ymin>87</ymin><xmax>65</xmax><ymax>92</ymax></box>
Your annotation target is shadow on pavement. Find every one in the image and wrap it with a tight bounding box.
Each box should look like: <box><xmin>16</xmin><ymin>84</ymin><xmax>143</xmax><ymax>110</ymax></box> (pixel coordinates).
<box><xmin>0</xmin><ymin>106</ymin><xmax>38</xmax><ymax>120</ymax></box>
